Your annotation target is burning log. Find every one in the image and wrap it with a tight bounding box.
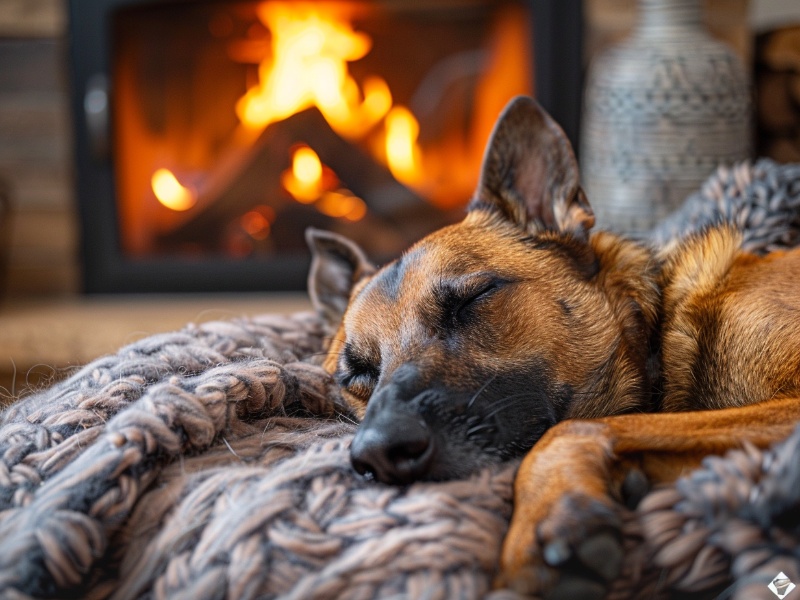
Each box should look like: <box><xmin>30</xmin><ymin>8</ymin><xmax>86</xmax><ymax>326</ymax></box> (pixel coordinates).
<box><xmin>161</xmin><ymin>107</ymin><xmax>451</xmax><ymax>250</ymax></box>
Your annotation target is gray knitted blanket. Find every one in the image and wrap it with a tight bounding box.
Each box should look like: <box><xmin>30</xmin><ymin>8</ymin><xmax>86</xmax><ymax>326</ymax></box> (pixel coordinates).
<box><xmin>649</xmin><ymin>158</ymin><xmax>800</xmax><ymax>251</ymax></box>
<box><xmin>1</xmin><ymin>160</ymin><xmax>799</xmax><ymax>599</ymax></box>
<box><xmin>0</xmin><ymin>313</ymin><xmax>517</xmax><ymax>599</ymax></box>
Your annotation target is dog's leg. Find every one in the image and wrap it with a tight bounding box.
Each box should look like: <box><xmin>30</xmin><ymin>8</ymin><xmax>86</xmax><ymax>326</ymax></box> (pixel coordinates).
<box><xmin>497</xmin><ymin>396</ymin><xmax>800</xmax><ymax>598</ymax></box>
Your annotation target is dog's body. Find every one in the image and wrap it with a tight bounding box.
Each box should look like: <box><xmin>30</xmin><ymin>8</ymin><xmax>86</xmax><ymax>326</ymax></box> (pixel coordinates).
<box><xmin>306</xmin><ymin>96</ymin><xmax>800</xmax><ymax>597</ymax></box>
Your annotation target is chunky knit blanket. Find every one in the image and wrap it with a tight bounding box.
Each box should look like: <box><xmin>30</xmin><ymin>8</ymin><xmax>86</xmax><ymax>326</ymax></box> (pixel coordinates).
<box><xmin>649</xmin><ymin>159</ymin><xmax>800</xmax><ymax>252</ymax></box>
<box><xmin>2</xmin><ymin>160</ymin><xmax>800</xmax><ymax>599</ymax></box>
<box><xmin>0</xmin><ymin>313</ymin><xmax>517</xmax><ymax>599</ymax></box>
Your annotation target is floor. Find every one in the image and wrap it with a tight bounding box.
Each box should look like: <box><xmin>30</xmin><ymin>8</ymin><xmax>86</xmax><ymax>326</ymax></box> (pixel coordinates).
<box><xmin>0</xmin><ymin>292</ymin><xmax>312</xmax><ymax>401</ymax></box>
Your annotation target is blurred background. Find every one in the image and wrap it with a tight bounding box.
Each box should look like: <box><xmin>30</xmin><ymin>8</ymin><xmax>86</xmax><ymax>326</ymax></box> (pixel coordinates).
<box><xmin>0</xmin><ymin>0</ymin><xmax>799</xmax><ymax>394</ymax></box>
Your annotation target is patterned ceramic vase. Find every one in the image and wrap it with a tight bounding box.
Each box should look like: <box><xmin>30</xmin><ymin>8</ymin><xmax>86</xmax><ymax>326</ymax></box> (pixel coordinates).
<box><xmin>580</xmin><ymin>0</ymin><xmax>752</xmax><ymax>235</ymax></box>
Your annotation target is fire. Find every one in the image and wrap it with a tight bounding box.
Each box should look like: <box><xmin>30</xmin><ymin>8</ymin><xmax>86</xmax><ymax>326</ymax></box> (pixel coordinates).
<box><xmin>230</xmin><ymin>1</ymin><xmax>532</xmax><ymax>217</ymax></box>
<box><xmin>241</xmin><ymin>207</ymin><xmax>274</xmax><ymax>240</ymax></box>
<box><xmin>282</xmin><ymin>145</ymin><xmax>324</xmax><ymax>203</ymax></box>
<box><xmin>385</xmin><ymin>106</ymin><xmax>422</xmax><ymax>187</ymax></box>
<box><xmin>151</xmin><ymin>168</ymin><xmax>196</xmax><ymax>211</ymax></box>
<box><xmin>237</xmin><ymin>2</ymin><xmax>427</xmax><ymax>200</ymax></box>
<box><xmin>282</xmin><ymin>145</ymin><xmax>366</xmax><ymax>222</ymax></box>
<box><xmin>237</xmin><ymin>3</ymin><xmax>391</xmax><ymax>138</ymax></box>
<box><xmin>316</xmin><ymin>190</ymin><xmax>367</xmax><ymax>222</ymax></box>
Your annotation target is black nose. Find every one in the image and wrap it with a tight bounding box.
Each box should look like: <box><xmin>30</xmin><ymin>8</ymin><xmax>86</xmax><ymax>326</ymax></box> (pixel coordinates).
<box><xmin>350</xmin><ymin>413</ymin><xmax>434</xmax><ymax>484</ymax></box>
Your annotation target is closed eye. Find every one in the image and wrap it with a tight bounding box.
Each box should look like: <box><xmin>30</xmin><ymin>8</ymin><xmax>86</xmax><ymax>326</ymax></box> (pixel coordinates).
<box><xmin>337</xmin><ymin>371</ymin><xmax>377</xmax><ymax>400</ymax></box>
<box><xmin>338</xmin><ymin>343</ymin><xmax>380</xmax><ymax>399</ymax></box>
<box><xmin>436</xmin><ymin>275</ymin><xmax>511</xmax><ymax>328</ymax></box>
<box><xmin>455</xmin><ymin>280</ymin><xmax>504</xmax><ymax>322</ymax></box>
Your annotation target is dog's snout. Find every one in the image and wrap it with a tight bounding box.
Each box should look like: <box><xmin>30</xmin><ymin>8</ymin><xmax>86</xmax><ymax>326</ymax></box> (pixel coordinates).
<box><xmin>351</xmin><ymin>413</ymin><xmax>434</xmax><ymax>484</ymax></box>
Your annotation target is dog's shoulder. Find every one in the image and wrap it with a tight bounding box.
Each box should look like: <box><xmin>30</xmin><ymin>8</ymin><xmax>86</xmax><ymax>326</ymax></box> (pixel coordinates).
<box><xmin>657</xmin><ymin>224</ymin><xmax>743</xmax><ymax>318</ymax></box>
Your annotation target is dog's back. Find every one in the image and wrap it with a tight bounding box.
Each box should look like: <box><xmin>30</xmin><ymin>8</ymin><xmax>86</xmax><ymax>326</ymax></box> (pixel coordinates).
<box><xmin>660</xmin><ymin>226</ymin><xmax>800</xmax><ymax>412</ymax></box>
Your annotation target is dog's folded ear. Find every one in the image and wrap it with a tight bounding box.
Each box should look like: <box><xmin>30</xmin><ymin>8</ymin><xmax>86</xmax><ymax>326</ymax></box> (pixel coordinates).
<box><xmin>306</xmin><ymin>228</ymin><xmax>376</xmax><ymax>327</ymax></box>
<box><xmin>472</xmin><ymin>95</ymin><xmax>595</xmax><ymax>241</ymax></box>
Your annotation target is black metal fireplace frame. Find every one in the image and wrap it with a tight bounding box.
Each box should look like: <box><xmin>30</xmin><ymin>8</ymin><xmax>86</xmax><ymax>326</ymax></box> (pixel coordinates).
<box><xmin>67</xmin><ymin>0</ymin><xmax>583</xmax><ymax>294</ymax></box>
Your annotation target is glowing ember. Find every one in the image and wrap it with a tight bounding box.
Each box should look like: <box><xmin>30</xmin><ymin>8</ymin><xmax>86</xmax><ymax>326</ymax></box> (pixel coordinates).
<box><xmin>241</xmin><ymin>209</ymin><xmax>272</xmax><ymax>239</ymax></box>
<box><xmin>385</xmin><ymin>106</ymin><xmax>422</xmax><ymax>187</ymax></box>
<box><xmin>237</xmin><ymin>3</ymin><xmax>391</xmax><ymax>139</ymax></box>
<box><xmin>316</xmin><ymin>190</ymin><xmax>367</xmax><ymax>222</ymax></box>
<box><xmin>282</xmin><ymin>145</ymin><xmax>324</xmax><ymax>203</ymax></box>
<box><xmin>281</xmin><ymin>144</ymin><xmax>368</xmax><ymax>221</ymax></box>
<box><xmin>293</xmin><ymin>146</ymin><xmax>322</xmax><ymax>186</ymax></box>
<box><xmin>151</xmin><ymin>168</ymin><xmax>196</xmax><ymax>211</ymax></box>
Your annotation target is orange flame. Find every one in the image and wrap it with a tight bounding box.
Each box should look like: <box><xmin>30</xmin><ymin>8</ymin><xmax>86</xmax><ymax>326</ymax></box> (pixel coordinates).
<box><xmin>385</xmin><ymin>106</ymin><xmax>422</xmax><ymax>187</ymax></box>
<box><xmin>282</xmin><ymin>145</ymin><xmax>367</xmax><ymax>221</ymax></box>
<box><xmin>238</xmin><ymin>2</ymin><xmax>427</xmax><ymax>197</ymax></box>
<box><xmin>282</xmin><ymin>145</ymin><xmax>324</xmax><ymax>203</ymax></box>
<box><xmin>151</xmin><ymin>168</ymin><xmax>196</xmax><ymax>211</ymax></box>
<box><xmin>237</xmin><ymin>3</ymin><xmax>391</xmax><ymax>139</ymax></box>
<box><xmin>233</xmin><ymin>2</ymin><xmax>533</xmax><ymax>214</ymax></box>
<box><xmin>317</xmin><ymin>190</ymin><xmax>367</xmax><ymax>222</ymax></box>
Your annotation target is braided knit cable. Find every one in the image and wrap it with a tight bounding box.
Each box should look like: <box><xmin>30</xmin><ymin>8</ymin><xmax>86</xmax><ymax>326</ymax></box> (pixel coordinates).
<box><xmin>0</xmin><ymin>311</ymin><xmax>516</xmax><ymax>599</ymax></box>
<box><xmin>649</xmin><ymin>159</ymin><xmax>800</xmax><ymax>254</ymax></box>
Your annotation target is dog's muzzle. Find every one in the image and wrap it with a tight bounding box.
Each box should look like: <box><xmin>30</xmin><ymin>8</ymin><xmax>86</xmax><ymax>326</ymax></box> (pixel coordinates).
<box><xmin>349</xmin><ymin>363</ymin><xmax>436</xmax><ymax>484</ymax></box>
<box><xmin>350</xmin><ymin>409</ymin><xmax>434</xmax><ymax>484</ymax></box>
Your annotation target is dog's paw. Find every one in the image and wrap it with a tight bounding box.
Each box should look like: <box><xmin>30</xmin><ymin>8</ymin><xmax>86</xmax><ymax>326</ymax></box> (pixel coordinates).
<box><xmin>499</xmin><ymin>494</ymin><xmax>624</xmax><ymax>599</ymax></box>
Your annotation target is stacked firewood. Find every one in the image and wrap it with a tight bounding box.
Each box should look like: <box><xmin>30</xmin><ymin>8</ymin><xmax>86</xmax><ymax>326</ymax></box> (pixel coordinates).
<box><xmin>756</xmin><ymin>25</ymin><xmax>800</xmax><ymax>162</ymax></box>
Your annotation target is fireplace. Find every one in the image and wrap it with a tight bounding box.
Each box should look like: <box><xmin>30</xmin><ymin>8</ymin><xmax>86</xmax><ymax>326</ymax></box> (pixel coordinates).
<box><xmin>68</xmin><ymin>0</ymin><xmax>582</xmax><ymax>293</ymax></box>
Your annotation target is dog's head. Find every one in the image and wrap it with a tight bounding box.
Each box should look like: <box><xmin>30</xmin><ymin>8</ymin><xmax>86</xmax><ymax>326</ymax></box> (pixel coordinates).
<box><xmin>307</xmin><ymin>96</ymin><xmax>660</xmax><ymax>484</ymax></box>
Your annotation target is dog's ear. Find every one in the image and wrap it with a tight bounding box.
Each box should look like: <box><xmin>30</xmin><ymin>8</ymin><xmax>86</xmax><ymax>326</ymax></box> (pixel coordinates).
<box><xmin>306</xmin><ymin>228</ymin><xmax>375</xmax><ymax>327</ymax></box>
<box><xmin>471</xmin><ymin>96</ymin><xmax>595</xmax><ymax>241</ymax></box>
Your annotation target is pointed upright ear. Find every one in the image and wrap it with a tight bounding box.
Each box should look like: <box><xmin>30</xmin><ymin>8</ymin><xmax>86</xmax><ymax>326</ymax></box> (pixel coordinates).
<box><xmin>306</xmin><ymin>228</ymin><xmax>375</xmax><ymax>327</ymax></box>
<box><xmin>471</xmin><ymin>96</ymin><xmax>595</xmax><ymax>241</ymax></box>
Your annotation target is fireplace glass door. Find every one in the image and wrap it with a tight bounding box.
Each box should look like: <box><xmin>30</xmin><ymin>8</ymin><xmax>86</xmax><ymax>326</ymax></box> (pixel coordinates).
<box><xmin>113</xmin><ymin>1</ymin><xmax>534</xmax><ymax>262</ymax></box>
<box><xmin>68</xmin><ymin>0</ymin><xmax>581</xmax><ymax>292</ymax></box>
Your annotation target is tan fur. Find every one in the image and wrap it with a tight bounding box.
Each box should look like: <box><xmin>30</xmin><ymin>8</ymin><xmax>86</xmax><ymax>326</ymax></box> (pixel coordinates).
<box><xmin>306</xmin><ymin>97</ymin><xmax>800</xmax><ymax>596</ymax></box>
<box><xmin>332</xmin><ymin>211</ymin><xmax>662</xmax><ymax>421</ymax></box>
<box><xmin>498</xmin><ymin>227</ymin><xmax>800</xmax><ymax>595</ymax></box>
<box><xmin>660</xmin><ymin>227</ymin><xmax>800</xmax><ymax>411</ymax></box>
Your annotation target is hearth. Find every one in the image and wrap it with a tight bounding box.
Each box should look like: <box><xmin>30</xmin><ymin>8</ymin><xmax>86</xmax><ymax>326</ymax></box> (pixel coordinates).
<box><xmin>68</xmin><ymin>0</ymin><xmax>582</xmax><ymax>293</ymax></box>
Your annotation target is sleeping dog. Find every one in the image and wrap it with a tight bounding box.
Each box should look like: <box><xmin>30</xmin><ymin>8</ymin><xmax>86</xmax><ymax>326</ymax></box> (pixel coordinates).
<box><xmin>306</xmin><ymin>96</ymin><xmax>800</xmax><ymax>597</ymax></box>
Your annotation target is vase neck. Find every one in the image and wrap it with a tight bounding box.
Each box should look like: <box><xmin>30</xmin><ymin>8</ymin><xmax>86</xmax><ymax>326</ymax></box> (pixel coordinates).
<box><xmin>637</xmin><ymin>0</ymin><xmax>704</xmax><ymax>34</ymax></box>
